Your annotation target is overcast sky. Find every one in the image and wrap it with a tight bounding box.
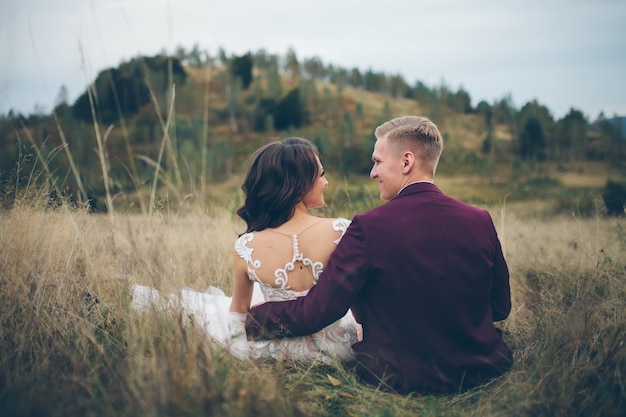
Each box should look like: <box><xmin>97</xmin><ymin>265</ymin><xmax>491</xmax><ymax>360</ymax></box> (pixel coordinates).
<box><xmin>1</xmin><ymin>0</ymin><xmax>625</xmax><ymax>120</ymax></box>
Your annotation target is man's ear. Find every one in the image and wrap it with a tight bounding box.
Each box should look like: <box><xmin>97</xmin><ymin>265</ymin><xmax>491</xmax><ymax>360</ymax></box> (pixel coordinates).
<box><xmin>402</xmin><ymin>152</ymin><xmax>415</xmax><ymax>173</ymax></box>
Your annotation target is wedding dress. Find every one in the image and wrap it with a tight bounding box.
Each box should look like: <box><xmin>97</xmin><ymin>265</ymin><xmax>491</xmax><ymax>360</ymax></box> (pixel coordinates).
<box><xmin>131</xmin><ymin>218</ymin><xmax>360</xmax><ymax>364</ymax></box>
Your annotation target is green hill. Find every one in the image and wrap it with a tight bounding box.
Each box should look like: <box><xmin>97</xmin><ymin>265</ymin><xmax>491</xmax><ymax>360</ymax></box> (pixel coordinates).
<box><xmin>0</xmin><ymin>49</ymin><xmax>624</xmax><ymax>216</ymax></box>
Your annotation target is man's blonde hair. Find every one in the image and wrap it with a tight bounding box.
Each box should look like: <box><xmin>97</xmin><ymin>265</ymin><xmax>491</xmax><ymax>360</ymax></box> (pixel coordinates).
<box><xmin>375</xmin><ymin>115</ymin><xmax>443</xmax><ymax>176</ymax></box>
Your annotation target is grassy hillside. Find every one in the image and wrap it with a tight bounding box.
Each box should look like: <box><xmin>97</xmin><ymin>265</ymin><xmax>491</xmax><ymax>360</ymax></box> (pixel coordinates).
<box><xmin>0</xmin><ymin>193</ymin><xmax>624</xmax><ymax>416</ymax></box>
<box><xmin>0</xmin><ymin>52</ymin><xmax>624</xmax><ymax>415</ymax></box>
<box><xmin>1</xmin><ymin>53</ymin><xmax>625</xmax><ymax>218</ymax></box>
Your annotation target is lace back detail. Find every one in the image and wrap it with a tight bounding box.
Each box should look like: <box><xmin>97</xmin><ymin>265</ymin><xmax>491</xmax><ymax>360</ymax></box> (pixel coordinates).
<box><xmin>235</xmin><ymin>217</ymin><xmax>351</xmax><ymax>301</ymax></box>
<box><xmin>274</xmin><ymin>233</ymin><xmax>324</xmax><ymax>289</ymax></box>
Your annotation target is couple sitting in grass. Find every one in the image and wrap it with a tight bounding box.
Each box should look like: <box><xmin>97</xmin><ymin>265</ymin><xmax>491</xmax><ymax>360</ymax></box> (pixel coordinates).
<box><xmin>133</xmin><ymin>116</ymin><xmax>513</xmax><ymax>395</ymax></box>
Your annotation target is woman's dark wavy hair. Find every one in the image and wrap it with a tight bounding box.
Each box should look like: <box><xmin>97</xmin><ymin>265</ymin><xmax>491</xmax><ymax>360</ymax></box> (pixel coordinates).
<box><xmin>237</xmin><ymin>137</ymin><xmax>320</xmax><ymax>233</ymax></box>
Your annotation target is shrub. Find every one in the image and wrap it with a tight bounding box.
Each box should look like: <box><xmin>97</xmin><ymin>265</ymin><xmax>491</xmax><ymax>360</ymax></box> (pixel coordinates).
<box><xmin>602</xmin><ymin>180</ymin><xmax>626</xmax><ymax>216</ymax></box>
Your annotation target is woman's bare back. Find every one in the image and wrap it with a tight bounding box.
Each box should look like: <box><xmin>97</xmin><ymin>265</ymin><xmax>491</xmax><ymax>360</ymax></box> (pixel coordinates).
<box><xmin>235</xmin><ymin>217</ymin><xmax>350</xmax><ymax>294</ymax></box>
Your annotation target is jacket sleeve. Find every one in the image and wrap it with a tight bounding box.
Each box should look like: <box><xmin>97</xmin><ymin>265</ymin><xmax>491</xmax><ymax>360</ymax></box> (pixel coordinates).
<box><xmin>245</xmin><ymin>215</ymin><xmax>370</xmax><ymax>340</ymax></box>
<box><xmin>488</xmin><ymin>214</ymin><xmax>511</xmax><ymax>322</ymax></box>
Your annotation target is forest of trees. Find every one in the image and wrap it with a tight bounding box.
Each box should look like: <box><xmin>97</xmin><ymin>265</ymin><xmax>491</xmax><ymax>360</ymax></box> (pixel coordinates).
<box><xmin>0</xmin><ymin>45</ymin><xmax>624</xmax><ymax>209</ymax></box>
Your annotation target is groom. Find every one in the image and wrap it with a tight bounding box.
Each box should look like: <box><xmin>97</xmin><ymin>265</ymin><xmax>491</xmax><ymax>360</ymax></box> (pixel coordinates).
<box><xmin>245</xmin><ymin>116</ymin><xmax>513</xmax><ymax>394</ymax></box>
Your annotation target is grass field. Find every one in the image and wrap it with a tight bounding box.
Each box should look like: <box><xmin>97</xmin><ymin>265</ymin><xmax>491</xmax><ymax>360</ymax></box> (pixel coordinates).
<box><xmin>1</xmin><ymin>186</ymin><xmax>624</xmax><ymax>417</ymax></box>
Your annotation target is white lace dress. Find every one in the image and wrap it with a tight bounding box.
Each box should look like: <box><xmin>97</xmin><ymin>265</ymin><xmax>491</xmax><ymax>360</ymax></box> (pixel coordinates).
<box><xmin>131</xmin><ymin>218</ymin><xmax>360</xmax><ymax>364</ymax></box>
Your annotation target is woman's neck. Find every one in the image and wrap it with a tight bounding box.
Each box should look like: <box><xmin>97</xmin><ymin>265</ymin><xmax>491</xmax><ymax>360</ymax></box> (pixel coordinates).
<box><xmin>270</xmin><ymin>203</ymin><xmax>316</xmax><ymax>233</ymax></box>
<box><xmin>290</xmin><ymin>202</ymin><xmax>311</xmax><ymax>221</ymax></box>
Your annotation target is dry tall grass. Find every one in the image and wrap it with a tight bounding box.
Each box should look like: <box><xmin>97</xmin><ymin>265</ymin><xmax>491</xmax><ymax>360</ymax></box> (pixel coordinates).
<box><xmin>1</xmin><ymin>192</ymin><xmax>624</xmax><ymax>416</ymax></box>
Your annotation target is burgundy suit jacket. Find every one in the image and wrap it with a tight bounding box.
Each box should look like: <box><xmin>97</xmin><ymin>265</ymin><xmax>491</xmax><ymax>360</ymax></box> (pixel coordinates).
<box><xmin>246</xmin><ymin>182</ymin><xmax>512</xmax><ymax>393</ymax></box>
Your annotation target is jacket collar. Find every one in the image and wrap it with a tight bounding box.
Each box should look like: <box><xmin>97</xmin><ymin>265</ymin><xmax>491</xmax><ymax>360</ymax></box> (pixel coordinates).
<box><xmin>396</xmin><ymin>181</ymin><xmax>441</xmax><ymax>198</ymax></box>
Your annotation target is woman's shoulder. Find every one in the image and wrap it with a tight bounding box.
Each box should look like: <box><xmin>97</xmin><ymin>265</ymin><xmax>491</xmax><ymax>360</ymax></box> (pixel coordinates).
<box><xmin>234</xmin><ymin>232</ymin><xmax>254</xmax><ymax>247</ymax></box>
<box><xmin>301</xmin><ymin>217</ymin><xmax>351</xmax><ymax>236</ymax></box>
<box><xmin>309</xmin><ymin>216</ymin><xmax>350</xmax><ymax>225</ymax></box>
<box><xmin>322</xmin><ymin>217</ymin><xmax>351</xmax><ymax>244</ymax></box>
<box><xmin>312</xmin><ymin>217</ymin><xmax>350</xmax><ymax>244</ymax></box>
<box><xmin>234</xmin><ymin>217</ymin><xmax>351</xmax><ymax>244</ymax></box>
<box><xmin>330</xmin><ymin>217</ymin><xmax>351</xmax><ymax>230</ymax></box>
<box><xmin>234</xmin><ymin>232</ymin><xmax>259</xmax><ymax>266</ymax></box>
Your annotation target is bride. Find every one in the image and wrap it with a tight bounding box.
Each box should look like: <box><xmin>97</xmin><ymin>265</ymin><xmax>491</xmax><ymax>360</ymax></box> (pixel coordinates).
<box><xmin>132</xmin><ymin>137</ymin><xmax>361</xmax><ymax>364</ymax></box>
